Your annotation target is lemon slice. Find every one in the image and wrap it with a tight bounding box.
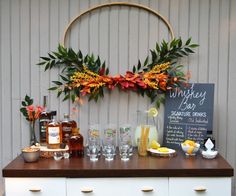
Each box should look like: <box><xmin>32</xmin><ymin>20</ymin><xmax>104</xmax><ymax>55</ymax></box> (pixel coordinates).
<box><xmin>157</xmin><ymin>147</ymin><xmax>169</xmax><ymax>153</ymax></box>
<box><xmin>148</xmin><ymin>107</ymin><xmax>158</xmax><ymax>117</ymax></box>
<box><xmin>150</xmin><ymin>140</ymin><xmax>160</xmax><ymax>149</ymax></box>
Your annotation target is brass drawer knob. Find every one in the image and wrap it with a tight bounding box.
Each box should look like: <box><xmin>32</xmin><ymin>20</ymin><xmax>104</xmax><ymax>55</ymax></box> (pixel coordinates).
<box><xmin>29</xmin><ymin>188</ymin><xmax>41</xmax><ymax>192</ymax></box>
<box><xmin>81</xmin><ymin>187</ymin><xmax>93</xmax><ymax>193</ymax></box>
<box><xmin>141</xmin><ymin>186</ymin><xmax>154</xmax><ymax>192</ymax></box>
<box><xmin>194</xmin><ymin>186</ymin><xmax>207</xmax><ymax>192</ymax></box>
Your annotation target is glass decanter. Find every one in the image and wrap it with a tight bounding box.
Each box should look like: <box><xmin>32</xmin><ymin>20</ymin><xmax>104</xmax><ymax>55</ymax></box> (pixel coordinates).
<box><xmin>134</xmin><ymin>110</ymin><xmax>159</xmax><ymax>147</ymax></box>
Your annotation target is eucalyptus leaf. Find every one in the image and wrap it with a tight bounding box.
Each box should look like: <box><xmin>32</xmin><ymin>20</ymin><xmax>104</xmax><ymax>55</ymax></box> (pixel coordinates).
<box><xmin>48</xmin><ymin>87</ymin><xmax>58</xmax><ymax>90</ymax></box>
<box><xmin>52</xmin><ymin>81</ymin><xmax>63</xmax><ymax>85</ymax></box>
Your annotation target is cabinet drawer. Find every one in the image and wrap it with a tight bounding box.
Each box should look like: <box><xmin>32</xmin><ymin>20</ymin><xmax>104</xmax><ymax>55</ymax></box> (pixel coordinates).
<box><xmin>169</xmin><ymin>177</ymin><xmax>231</xmax><ymax>196</ymax></box>
<box><xmin>5</xmin><ymin>178</ymin><xmax>66</xmax><ymax>196</ymax></box>
<box><xmin>67</xmin><ymin>177</ymin><xmax>168</xmax><ymax>196</ymax></box>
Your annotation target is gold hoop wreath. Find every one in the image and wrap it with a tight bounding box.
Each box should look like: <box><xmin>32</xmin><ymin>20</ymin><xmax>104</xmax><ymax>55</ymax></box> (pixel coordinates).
<box><xmin>38</xmin><ymin>2</ymin><xmax>198</xmax><ymax>108</ymax></box>
<box><xmin>61</xmin><ymin>2</ymin><xmax>175</xmax><ymax>47</ymax></box>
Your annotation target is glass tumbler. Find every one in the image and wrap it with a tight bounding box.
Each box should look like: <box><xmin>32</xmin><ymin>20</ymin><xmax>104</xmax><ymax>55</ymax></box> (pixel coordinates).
<box><xmin>88</xmin><ymin>137</ymin><xmax>100</xmax><ymax>161</ymax></box>
<box><xmin>119</xmin><ymin>125</ymin><xmax>133</xmax><ymax>156</ymax></box>
<box><xmin>86</xmin><ymin>124</ymin><xmax>101</xmax><ymax>157</ymax></box>
<box><xmin>119</xmin><ymin>140</ymin><xmax>131</xmax><ymax>161</ymax></box>
<box><xmin>103</xmin><ymin>124</ymin><xmax>116</xmax><ymax>161</ymax></box>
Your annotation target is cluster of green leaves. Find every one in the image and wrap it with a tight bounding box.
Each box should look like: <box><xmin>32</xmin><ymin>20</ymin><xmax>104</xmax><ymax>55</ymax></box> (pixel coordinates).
<box><xmin>132</xmin><ymin>37</ymin><xmax>198</xmax><ymax>73</ymax></box>
<box><xmin>38</xmin><ymin>45</ymin><xmax>109</xmax><ymax>102</ymax></box>
<box><xmin>131</xmin><ymin>37</ymin><xmax>198</xmax><ymax>108</ymax></box>
<box><xmin>20</xmin><ymin>95</ymin><xmax>34</xmax><ymax>121</ymax></box>
<box><xmin>38</xmin><ymin>38</ymin><xmax>198</xmax><ymax>108</ymax></box>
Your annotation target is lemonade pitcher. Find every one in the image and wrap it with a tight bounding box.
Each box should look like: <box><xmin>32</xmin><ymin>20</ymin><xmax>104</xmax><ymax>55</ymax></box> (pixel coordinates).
<box><xmin>135</xmin><ymin>108</ymin><xmax>159</xmax><ymax>147</ymax></box>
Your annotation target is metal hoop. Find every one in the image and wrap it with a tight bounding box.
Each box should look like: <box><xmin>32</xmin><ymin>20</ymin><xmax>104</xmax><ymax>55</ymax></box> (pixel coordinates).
<box><xmin>62</xmin><ymin>2</ymin><xmax>175</xmax><ymax>47</ymax></box>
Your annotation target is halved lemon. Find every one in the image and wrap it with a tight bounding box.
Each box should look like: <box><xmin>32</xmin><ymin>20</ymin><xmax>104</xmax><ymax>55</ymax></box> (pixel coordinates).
<box><xmin>148</xmin><ymin>107</ymin><xmax>158</xmax><ymax>117</ymax></box>
<box><xmin>150</xmin><ymin>140</ymin><xmax>160</xmax><ymax>149</ymax></box>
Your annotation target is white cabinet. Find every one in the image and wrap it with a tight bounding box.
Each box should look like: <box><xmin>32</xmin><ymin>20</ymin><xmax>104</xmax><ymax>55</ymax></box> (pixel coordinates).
<box><xmin>5</xmin><ymin>178</ymin><xmax>66</xmax><ymax>196</ymax></box>
<box><xmin>67</xmin><ymin>178</ymin><xmax>169</xmax><ymax>196</ymax></box>
<box><xmin>4</xmin><ymin>177</ymin><xmax>232</xmax><ymax>196</ymax></box>
<box><xmin>169</xmin><ymin>177</ymin><xmax>231</xmax><ymax>196</ymax></box>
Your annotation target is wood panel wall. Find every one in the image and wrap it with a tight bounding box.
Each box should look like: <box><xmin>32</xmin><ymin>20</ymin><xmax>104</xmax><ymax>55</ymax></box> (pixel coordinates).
<box><xmin>1</xmin><ymin>0</ymin><xmax>236</xmax><ymax>194</ymax></box>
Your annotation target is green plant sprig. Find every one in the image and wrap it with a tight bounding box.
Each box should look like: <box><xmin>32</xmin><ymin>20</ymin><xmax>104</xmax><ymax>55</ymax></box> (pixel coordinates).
<box><xmin>38</xmin><ymin>37</ymin><xmax>198</xmax><ymax>108</ymax></box>
<box><xmin>20</xmin><ymin>95</ymin><xmax>34</xmax><ymax>121</ymax></box>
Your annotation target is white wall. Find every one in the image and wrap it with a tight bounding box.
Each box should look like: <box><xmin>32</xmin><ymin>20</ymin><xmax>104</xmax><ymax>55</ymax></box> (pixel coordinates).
<box><xmin>1</xmin><ymin>0</ymin><xmax>236</xmax><ymax>194</ymax></box>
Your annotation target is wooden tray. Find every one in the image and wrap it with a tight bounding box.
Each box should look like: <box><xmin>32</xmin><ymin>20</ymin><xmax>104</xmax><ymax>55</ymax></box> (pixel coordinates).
<box><xmin>32</xmin><ymin>145</ymin><xmax>69</xmax><ymax>158</ymax></box>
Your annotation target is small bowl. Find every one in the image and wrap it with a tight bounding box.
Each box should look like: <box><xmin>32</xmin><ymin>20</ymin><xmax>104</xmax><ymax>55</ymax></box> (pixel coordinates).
<box><xmin>202</xmin><ymin>150</ymin><xmax>218</xmax><ymax>159</ymax></box>
<box><xmin>181</xmin><ymin>143</ymin><xmax>200</xmax><ymax>156</ymax></box>
<box><xmin>22</xmin><ymin>147</ymin><xmax>40</xmax><ymax>163</ymax></box>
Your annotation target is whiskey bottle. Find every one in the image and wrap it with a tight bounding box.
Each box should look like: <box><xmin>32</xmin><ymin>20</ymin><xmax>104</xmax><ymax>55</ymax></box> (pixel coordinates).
<box><xmin>46</xmin><ymin>111</ymin><xmax>62</xmax><ymax>149</ymax></box>
<box><xmin>69</xmin><ymin>128</ymin><xmax>84</xmax><ymax>157</ymax></box>
<box><xmin>39</xmin><ymin>96</ymin><xmax>51</xmax><ymax>145</ymax></box>
<box><xmin>61</xmin><ymin>114</ymin><xmax>77</xmax><ymax>144</ymax></box>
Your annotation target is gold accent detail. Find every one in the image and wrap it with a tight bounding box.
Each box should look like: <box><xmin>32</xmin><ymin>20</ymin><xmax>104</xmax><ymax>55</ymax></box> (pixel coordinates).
<box><xmin>29</xmin><ymin>188</ymin><xmax>41</xmax><ymax>192</ymax></box>
<box><xmin>141</xmin><ymin>186</ymin><xmax>154</xmax><ymax>192</ymax></box>
<box><xmin>194</xmin><ymin>187</ymin><xmax>207</xmax><ymax>192</ymax></box>
<box><xmin>81</xmin><ymin>188</ymin><xmax>93</xmax><ymax>193</ymax></box>
<box><xmin>62</xmin><ymin>2</ymin><xmax>174</xmax><ymax>47</ymax></box>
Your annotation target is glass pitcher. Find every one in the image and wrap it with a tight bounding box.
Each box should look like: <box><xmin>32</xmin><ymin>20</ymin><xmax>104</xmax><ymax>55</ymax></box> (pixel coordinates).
<box><xmin>134</xmin><ymin>110</ymin><xmax>159</xmax><ymax>147</ymax></box>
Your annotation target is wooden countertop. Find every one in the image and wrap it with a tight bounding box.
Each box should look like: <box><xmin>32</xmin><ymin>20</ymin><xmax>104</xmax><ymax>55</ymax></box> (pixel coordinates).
<box><xmin>2</xmin><ymin>151</ymin><xmax>233</xmax><ymax>178</ymax></box>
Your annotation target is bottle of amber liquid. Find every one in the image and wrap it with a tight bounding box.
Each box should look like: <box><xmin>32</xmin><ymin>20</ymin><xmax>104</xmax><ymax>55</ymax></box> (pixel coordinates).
<box><xmin>46</xmin><ymin>111</ymin><xmax>62</xmax><ymax>149</ymax></box>
<box><xmin>61</xmin><ymin>114</ymin><xmax>77</xmax><ymax>145</ymax></box>
<box><xmin>39</xmin><ymin>96</ymin><xmax>51</xmax><ymax>145</ymax></box>
<box><xmin>69</xmin><ymin>128</ymin><xmax>84</xmax><ymax>157</ymax></box>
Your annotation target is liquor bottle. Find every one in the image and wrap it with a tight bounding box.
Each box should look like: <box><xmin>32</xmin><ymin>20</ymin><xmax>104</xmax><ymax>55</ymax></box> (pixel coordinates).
<box><xmin>61</xmin><ymin>114</ymin><xmax>77</xmax><ymax>144</ymax></box>
<box><xmin>204</xmin><ymin>130</ymin><xmax>215</xmax><ymax>150</ymax></box>
<box><xmin>69</xmin><ymin>128</ymin><xmax>84</xmax><ymax>157</ymax></box>
<box><xmin>39</xmin><ymin>96</ymin><xmax>51</xmax><ymax>145</ymax></box>
<box><xmin>46</xmin><ymin>111</ymin><xmax>62</xmax><ymax>149</ymax></box>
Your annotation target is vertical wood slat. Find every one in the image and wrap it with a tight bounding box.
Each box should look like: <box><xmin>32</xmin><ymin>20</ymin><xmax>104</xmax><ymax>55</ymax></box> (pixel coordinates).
<box><xmin>98</xmin><ymin>0</ymin><xmax>110</xmax><ymax>129</ymax></box>
<box><xmin>188</xmin><ymin>0</ymin><xmax>199</xmax><ymax>82</ymax></box>
<box><xmin>198</xmin><ymin>0</ymin><xmax>210</xmax><ymax>82</ymax></box>
<box><xmin>128</xmin><ymin>0</ymin><xmax>140</xmax><ymax>142</ymax></box>
<box><xmin>49</xmin><ymin>0</ymin><xmax>60</xmax><ymax>118</ymax></box>
<box><xmin>30</xmin><ymin>0</ymin><xmax>40</xmax><ymax>143</ymax></box>
<box><xmin>0</xmin><ymin>0</ymin><xmax>236</xmax><ymax>194</ymax></box>
<box><xmin>0</xmin><ymin>0</ymin><xmax>4</xmax><ymax>184</ymax></box>
<box><xmin>39</xmin><ymin>0</ymin><xmax>50</xmax><ymax>111</ymax></box>
<box><xmin>69</xmin><ymin>0</ymin><xmax>80</xmax><ymax>126</ymax></box>
<box><xmin>178</xmin><ymin>0</ymin><xmax>189</xmax><ymax>71</ymax></box>
<box><xmin>109</xmin><ymin>6</ymin><xmax>119</xmax><ymax>128</ymax></box>
<box><xmin>58</xmin><ymin>0</ymin><xmax>70</xmax><ymax>119</ymax></box>
<box><xmin>20</xmin><ymin>0</ymin><xmax>31</xmax><ymax>147</ymax></box>
<box><xmin>1</xmin><ymin>0</ymin><xmax>12</xmax><ymax>167</ymax></box>
<box><xmin>218</xmin><ymin>0</ymin><xmax>230</xmax><ymax>157</ymax></box>
<box><xmin>228</xmin><ymin>0</ymin><xmax>236</xmax><ymax>193</ymax></box>
<box><xmin>208</xmin><ymin>0</ymin><xmax>220</xmax><ymax>148</ymax></box>
<box><xmin>11</xmin><ymin>0</ymin><xmax>21</xmax><ymax>158</ymax></box>
<box><xmin>118</xmin><ymin>6</ymin><xmax>129</xmax><ymax>126</ymax></box>
<box><xmin>138</xmin><ymin>0</ymin><xmax>149</xmax><ymax>114</ymax></box>
<box><xmin>78</xmin><ymin>0</ymin><xmax>90</xmax><ymax>139</ymax></box>
<box><xmin>89</xmin><ymin>0</ymin><xmax>100</xmax><ymax>126</ymax></box>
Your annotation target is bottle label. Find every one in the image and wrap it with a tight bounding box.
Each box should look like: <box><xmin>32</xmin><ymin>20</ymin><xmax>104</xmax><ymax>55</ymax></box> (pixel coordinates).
<box><xmin>40</xmin><ymin>125</ymin><xmax>47</xmax><ymax>133</ymax></box>
<box><xmin>48</xmin><ymin>127</ymin><xmax>60</xmax><ymax>144</ymax></box>
<box><xmin>62</xmin><ymin>126</ymin><xmax>72</xmax><ymax>132</ymax></box>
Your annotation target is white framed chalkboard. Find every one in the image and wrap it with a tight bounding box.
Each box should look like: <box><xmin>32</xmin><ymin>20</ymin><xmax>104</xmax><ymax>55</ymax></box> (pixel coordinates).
<box><xmin>163</xmin><ymin>83</ymin><xmax>214</xmax><ymax>149</ymax></box>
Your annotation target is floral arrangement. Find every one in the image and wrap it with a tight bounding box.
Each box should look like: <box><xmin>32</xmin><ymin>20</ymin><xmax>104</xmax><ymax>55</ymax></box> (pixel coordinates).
<box><xmin>38</xmin><ymin>37</ymin><xmax>198</xmax><ymax>108</ymax></box>
<box><xmin>20</xmin><ymin>95</ymin><xmax>44</xmax><ymax>145</ymax></box>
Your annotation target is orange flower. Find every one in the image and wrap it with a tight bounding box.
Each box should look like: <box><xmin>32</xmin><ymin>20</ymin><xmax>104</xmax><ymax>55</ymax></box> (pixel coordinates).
<box><xmin>81</xmin><ymin>87</ymin><xmax>91</xmax><ymax>96</ymax></box>
<box><xmin>34</xmin><ymin>106</ymin><xmax>44</xmax><ymax>119</ymax></box>
<box><xmin>26</xmin><ymin>105</ymin><xmax>34</xmax><ymax>112</ymax></box>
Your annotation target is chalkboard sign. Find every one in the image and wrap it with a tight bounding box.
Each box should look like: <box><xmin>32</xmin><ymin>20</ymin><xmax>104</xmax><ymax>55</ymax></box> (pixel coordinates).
<box><xmin>163</xmin><ymin>83</ymin><xmax>214</xmax><ymax>149</ymax></box>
